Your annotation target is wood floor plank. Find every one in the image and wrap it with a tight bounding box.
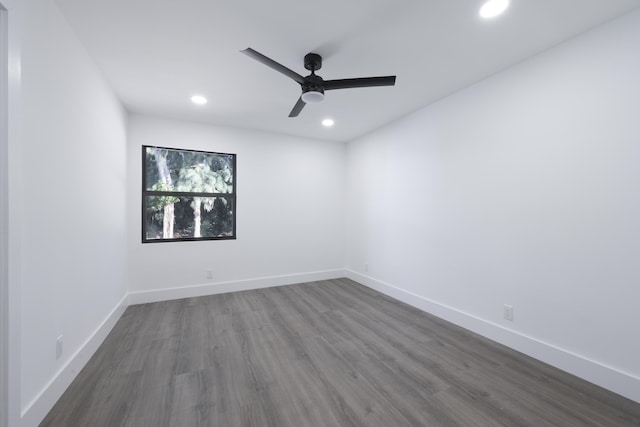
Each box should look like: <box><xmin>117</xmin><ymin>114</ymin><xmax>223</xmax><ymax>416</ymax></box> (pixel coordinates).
<box><xmin>41</xmin><ymin>279</ymin><xmax>640</xmax><ymax>427</ymax></box>
<box><xmin>325</xmin><ymin>335</ymin><xmax>459</xmax><ymax>426</ymax></box>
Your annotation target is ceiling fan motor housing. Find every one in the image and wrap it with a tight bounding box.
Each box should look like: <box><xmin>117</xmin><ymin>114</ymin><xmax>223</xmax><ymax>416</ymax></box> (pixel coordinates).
<box><xmin>303</xmin><ymin>73</ymin><xmax>324</xmax><ymax>91</ymax></box>
<box><xmin>301</xmin><ymin>73</ymin><xmax>325</xmax><ymax>103</ymax></box>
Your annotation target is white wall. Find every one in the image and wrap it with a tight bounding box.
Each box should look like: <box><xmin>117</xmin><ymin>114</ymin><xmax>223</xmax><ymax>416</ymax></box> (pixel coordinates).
<box><xmin>2</xmin><ymin>0</ymin><xmax>21</xmax><ymax>425</ymax></box>
<box><xmin>0</xmin><ymin>7</ymin><xmax>7</xmax><ymax>423</ymax></box>
<box><xmin>346</xmin><ymin>9</ymin><xmax>640</xmax><ymax>402</ymax></box>
<box><xmin>20</xmin><ymin>0</ymin><xmax>128</xmax><ymax>423</ymax></box>
<box><xmin>127</xmin><ymin>115</ymin><xmax>345</xmax><ymax>301</ymax></box>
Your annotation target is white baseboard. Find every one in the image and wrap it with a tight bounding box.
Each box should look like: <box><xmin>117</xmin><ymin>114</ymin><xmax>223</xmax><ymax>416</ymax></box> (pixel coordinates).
<box><xmin>345</xmin><ymin>269</ymin><xmax>640</xmax><ymax>404</ymax></box>
<box><xmin>128</xmin><ymin>269</ymin><xmax>347</xmax><ymax>305</ymax></box>
<box><xmin>21</xmin><ymin>294</ymin><xmax>129</xmax><ymax>427</ymax></box>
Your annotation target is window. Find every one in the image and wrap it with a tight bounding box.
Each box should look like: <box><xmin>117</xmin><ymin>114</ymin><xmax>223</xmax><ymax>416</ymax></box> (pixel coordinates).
<box><xmin>142</xmin><ymin>145</ymin><xmax>236</xmax><ymax>242</ymax></box>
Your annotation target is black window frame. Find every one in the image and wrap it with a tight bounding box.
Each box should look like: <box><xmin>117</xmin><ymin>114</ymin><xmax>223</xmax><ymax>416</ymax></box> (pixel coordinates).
<box><xmin>142</xmin><ymin>145</ymin><xmax>237</xmax><ymax>243</ymax></box>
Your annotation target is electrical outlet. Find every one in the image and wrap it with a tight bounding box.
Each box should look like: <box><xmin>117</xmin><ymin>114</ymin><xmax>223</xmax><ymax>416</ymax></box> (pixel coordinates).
<box><xmin>503</xmin><ymin>304</ymin><xmax>514</xmax><ymax>321</ymax></box>
<box><xmin>364</xmin><ymin>263</ymin><xmax>369</xmax><ymax>272</ymax></box>
<box><xmin>56</xmin><ymin>336</ymin><xmax>64</xmax><ymax>359</ymax></box>
<box><xmin>206</xmin><ymin>269</ymin><xmax>213</xmax><ymax>279</ymax></box>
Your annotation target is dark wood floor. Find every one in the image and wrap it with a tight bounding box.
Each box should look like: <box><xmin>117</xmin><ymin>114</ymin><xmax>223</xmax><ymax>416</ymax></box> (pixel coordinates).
<box><xmin>42</xmin><ymin>278</ymin><xmax>640</xmax><ymax>426</ymax></box>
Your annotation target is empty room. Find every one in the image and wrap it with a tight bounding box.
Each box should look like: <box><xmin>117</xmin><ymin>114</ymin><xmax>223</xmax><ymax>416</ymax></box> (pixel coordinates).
<box><xmin>2</xmin><ymin>0</ymin><xmax>640</xmax><ymax>426</ymax></box>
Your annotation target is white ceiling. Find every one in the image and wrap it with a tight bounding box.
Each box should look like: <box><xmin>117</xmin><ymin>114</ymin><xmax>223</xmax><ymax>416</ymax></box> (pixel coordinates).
<box><xmin>54</xmin><ymin>0</ymin><xmax>640</xmax><ymax>142</ymax></box>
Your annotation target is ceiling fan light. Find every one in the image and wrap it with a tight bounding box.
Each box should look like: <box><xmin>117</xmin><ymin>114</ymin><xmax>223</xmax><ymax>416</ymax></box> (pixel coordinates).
<box><xmin>301</xmin><ymin>90</ymin><xmax>325</xmax><ymax>104</ymax></box>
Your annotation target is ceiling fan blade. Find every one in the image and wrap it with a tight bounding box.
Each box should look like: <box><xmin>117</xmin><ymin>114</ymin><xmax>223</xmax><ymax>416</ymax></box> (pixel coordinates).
<box><xmin>241</xmin><ymin>48</ymin><xmax>305</xmax><ymax>85</ymax></box>
<box><xmin>288</xmin><ymin>96</ymin><xmax>306</xmax><ymax>117</ymax></box>
<box><xmin>324</xmin><ymin>76</ymin><xmax>396</xmax><ymax>91</ymax></box>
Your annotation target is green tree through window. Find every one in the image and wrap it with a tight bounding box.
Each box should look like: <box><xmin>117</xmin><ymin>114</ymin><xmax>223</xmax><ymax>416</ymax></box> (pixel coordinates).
<box><xmin>143</xmin><ymin>146</ymin><xmax>236</xmax><ymax>242</ymax></box>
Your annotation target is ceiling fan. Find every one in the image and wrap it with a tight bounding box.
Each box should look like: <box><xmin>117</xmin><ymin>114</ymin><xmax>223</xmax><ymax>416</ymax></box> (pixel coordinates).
<box><xmin>241</xmin><ymin>48</ymin><xmax>397</xmax><ymax>117</ymax></box>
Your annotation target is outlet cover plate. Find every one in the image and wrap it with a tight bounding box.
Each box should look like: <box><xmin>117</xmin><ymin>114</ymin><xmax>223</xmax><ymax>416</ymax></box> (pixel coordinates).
<box><xmin>503</xmin><ymin>304</ymin><xmax>514</xmax><ymax>321</ymax></box>
<box><xmin>56</xmin><ymin>336</ymin><xmax>64</xmax><ymax>359</ymax></box>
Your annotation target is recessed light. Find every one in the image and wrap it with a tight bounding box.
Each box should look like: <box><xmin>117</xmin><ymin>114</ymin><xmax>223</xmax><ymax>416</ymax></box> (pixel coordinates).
<box><xmin>322</xmin><ymin>118</ymin><xmax>335</xmax><ymax>127</ymax></box>
<box><xmin>479</xmin><ymin>0</ymin><xmax>509</xmax><ymax>19</ymax></box>
<box><xmin>191</xmin><ymin>95</ymin><xmax>208</xmax><ymax>105</ymax></box>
